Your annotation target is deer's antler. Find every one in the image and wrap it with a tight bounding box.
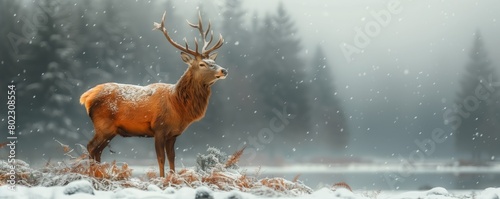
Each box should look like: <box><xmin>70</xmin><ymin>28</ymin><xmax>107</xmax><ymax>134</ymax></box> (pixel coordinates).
<box><xmin>153</xmin><ymin>12</ymin><xmax>198</xmax><ymax>56</ymax></box>
<box><xmin>154</xmin><ymin>11</ymin><xmax>223</xmax><ymax>58</ymax></box>
<box><xmin>187</xmin><ymin>12</ymin><xmax>224</xmax><ymax>57</ymax></box>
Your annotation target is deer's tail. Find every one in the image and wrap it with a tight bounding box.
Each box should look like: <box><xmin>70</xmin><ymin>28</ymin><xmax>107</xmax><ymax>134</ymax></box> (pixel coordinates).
<box><xmin>80</xmin><ymin>84</ymin><xmax>106</xmax><ymax>115</ymax></box>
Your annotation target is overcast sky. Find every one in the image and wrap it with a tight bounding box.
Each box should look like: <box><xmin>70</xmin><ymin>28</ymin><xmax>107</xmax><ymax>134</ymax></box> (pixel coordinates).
<box><xmin>173</xmin><ymin>0</ymin><xmax>500</xmax><ymax>94</ymax></box>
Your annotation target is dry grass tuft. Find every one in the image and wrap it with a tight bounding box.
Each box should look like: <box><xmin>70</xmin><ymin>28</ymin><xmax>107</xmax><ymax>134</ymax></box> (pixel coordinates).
<box><xmin>159</xmin><ymin>168</ymin><xmax>200</xmax><ymax>187</ymax></box>
<box><xmin>333</xmin><ymin>182</ymin><xmax>353</xmax><ymax>192</ymax></box>
<box><xmin>55</xmin><ymin>139</ymin><xmax>72</xmax><ymax>154</ymax></box>
<box><xmin>51</xmin><ymin>142</ymin><xmax>132</xmax><ymax>181</ymax></box>
<box><xmin>177</xmin><ymin>168</ymin><xmax>199</xmax><ymax>184</ymax></box>
<box><xmin>225</xmin><ymin>146</ymin><xmax>246</xmax><ymax>168</ymax></box>
<box><xmin>0</xmin><ymin>142</ymin><xmax>8</xmax><ymax>149</ymax></box>
<box><xmin>292</xmin><ymin>174</ymin><xmax>301</xmax><ymax>183</ymax></box>
<box><xmin>259</xmin><ymin>176</ymin><xmax>312</xmax><ymax>195</ymax></box>
<box><xmin>145</xmin><ymin>169</ymin><xmax>157</xmax><ymax>180</ymax></box>
<box><xmin>163</xmin><ymin>172</ymin><xmax>182</xmax><ymax>186</ymax></box>
<box><xmin>261</xmin><ymin>178</ymin><xmax>288</xmax><ymax>192</ymax></box>
<box><xmin>236</xmin><ymin>173</ymin><xmax>253</xmax><ymax>189</ymax></box>
<box><xmin>202</xmin><ymin>172</ymin><xmax>231</xmax><ymax>189</ymax></box>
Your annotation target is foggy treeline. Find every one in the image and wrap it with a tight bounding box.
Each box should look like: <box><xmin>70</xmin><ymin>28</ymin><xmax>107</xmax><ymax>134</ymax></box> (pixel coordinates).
<box><xmin>0</xmin><ymin>0</ymin><xmax>499</xmax><ymax>165</ymax></box>
<box><xmin>0</xmin><ymin>0</ymin><xmax>347</xmax><ymax>163</ymax></box>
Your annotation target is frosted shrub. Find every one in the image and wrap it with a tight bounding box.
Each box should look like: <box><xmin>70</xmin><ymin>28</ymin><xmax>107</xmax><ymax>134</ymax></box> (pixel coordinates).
<box><xmin>196</xmin><ymin>147</ymin><xmax>228</xmax><ymax>172</ymax></box>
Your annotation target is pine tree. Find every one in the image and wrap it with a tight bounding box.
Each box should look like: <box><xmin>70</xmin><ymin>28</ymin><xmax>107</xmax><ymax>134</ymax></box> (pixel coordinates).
<box><xmin>253</xmin><ymin>3</ymin><xmax>311</xmax><ymax>156</ymax></box>
<box><xmin>455</xmin><ymin>30</ymin><xmax>500</xmax><ymax>161</ymax></box>
<box><xmin>0</xmin><ymin>0</ymin><xmax>25</xmax><ymax>147</ymax></box>
<box><xmin>15</xmin><ymin>0</ymin><xmax>84</xmax><ymax>157</ymax></box>
<box><xmin>0</xmin><ymin>0</ymin><xmax>45</xmax><ymax>88</ymax></box>
<box><xmin>0</xmin><ymin>0</ymin><xmax>25</xmax><ymax>86</ymax></box>
<box><xmin>74</xmin><ymin>0</ymin><xmax>160</xmax><ymax>155</ymax></box>
<box><xmin>0</xmin><ymin>0</ymin><xmax>20</xmax><ymax>70</ymax></box>
<box><xmin>221</xmin><ymin>0</ymin><xmax>248</xmax><ymax>65</ymax></box>
<box><xmin>76</xmin><ymin>0</ymin><xmax>141</xmax><ymax>87</ymax></box>
<box><xmin>310</xmin><ymin>45</ymin><xmax>349</xmax><ymax>152</ymax></box>
<box><xmin>213</xmin><ymin>0</ymin><xmax>256</xmax><ymax>141</ymax></box>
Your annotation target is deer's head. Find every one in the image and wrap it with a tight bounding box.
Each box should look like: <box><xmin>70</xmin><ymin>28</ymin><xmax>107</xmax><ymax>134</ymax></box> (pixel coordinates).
<box><xmin>154</xmin><ymin>12</ymin><xmax>227</xmax><ymax>85</ymax></box>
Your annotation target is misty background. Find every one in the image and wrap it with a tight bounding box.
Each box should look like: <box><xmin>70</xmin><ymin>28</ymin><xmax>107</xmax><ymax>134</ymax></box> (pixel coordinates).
<box><xmin>1</xmin><ymin>0</ymin><xmax>499</xmax><ymax>189</ymax></box>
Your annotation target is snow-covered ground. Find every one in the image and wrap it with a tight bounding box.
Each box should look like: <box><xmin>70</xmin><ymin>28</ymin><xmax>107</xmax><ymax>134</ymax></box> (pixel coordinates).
<box><xmin>1</xmin><ymin>180</ymin><xmax>500</xmax><ymax>199</ymax></box>
<box><xmin>2</xmin><ymin>149</ymin><xmax>499</xmax><ymax>199</ymax></box>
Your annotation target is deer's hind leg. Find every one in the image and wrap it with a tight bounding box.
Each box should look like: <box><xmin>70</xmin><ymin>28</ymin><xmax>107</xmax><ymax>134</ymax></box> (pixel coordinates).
<box><xmin>87</xmin><ymin>119</ymin><xmax>117</xmax><ymax>162</ymax></box>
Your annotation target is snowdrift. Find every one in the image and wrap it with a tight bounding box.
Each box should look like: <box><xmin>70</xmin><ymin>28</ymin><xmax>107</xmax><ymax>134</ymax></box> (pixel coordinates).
<box><xmin>2</xmin><ymin>179</ymin><xmax>500</xmax><ymax>199</ymax></box>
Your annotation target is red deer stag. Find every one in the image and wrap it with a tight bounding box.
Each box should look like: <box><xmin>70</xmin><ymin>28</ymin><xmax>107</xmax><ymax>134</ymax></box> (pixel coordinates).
<box><xmin>80</xmin><ymin>12</ymin><xmax>226</xmax><ymax>177</ymax></box>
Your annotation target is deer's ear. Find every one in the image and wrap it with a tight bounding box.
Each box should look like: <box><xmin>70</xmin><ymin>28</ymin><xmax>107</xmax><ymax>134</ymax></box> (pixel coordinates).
<box><xmin>181</xmin><ymin>52</ymin><xmax>193</xmax><ymax>64</ymax></box>
<box><xmin>208</xmin><ymin>52</ymin><xmax>218</xmax><ymax>61</ymax></box>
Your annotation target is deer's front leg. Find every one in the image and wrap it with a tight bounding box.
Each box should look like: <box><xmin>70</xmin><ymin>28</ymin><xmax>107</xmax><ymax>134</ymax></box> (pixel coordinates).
<box><xmin>154</xmin><ymin>134</ymin><xmax>166</xmax><ymax>177</ymax></box>
<box><xmin>165</xmin><ymin>136</ymin><xmax>177</xmax><ymax>173</ymax></box>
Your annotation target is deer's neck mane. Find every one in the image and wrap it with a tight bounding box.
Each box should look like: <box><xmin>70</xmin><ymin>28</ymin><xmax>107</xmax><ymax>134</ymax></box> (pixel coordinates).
<box><xmin>174</xmin><ymin>69</ymin><xmax>211</xmax><ymax>121</ymax></box>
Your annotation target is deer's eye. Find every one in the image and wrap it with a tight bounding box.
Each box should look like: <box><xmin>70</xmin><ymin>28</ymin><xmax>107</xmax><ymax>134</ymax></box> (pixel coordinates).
<box><xmin>199</xmin><ymin>63</ymin><xmax>207</xmax><ymax>67</ymax></box>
